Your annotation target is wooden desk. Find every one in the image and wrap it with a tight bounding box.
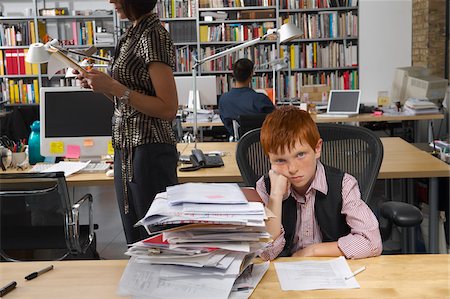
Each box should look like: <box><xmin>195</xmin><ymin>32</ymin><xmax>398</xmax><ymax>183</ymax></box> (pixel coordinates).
<box><xmin>312</xmin><ymin>112</ymin><xmax>444</xmax><ymax>123</ymax></box>
<box><xmin>5</xmin><ymin>138</ymin><xmax>448</xmax><ymax>186</ymax></box>
<box><xmin>0</xmin><ymin>255</ymin><xmax>448</xmax><ymax>299</ymax></box>
<box><xmin>182</xmin><ymin>113</ymin><xmax>444</xmax><ymax>127</ymax></box>
<box><xmin>4</xmin><ymin>139</ymin><xmax>448</xmax><ymax>252</ymax></box>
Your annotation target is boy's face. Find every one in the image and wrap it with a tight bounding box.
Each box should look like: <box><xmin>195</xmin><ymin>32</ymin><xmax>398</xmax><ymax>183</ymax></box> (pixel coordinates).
<box><xmin>268</xmin><ymin>139</ymin><xmax>322</xmax><ymax>193</ymax></box>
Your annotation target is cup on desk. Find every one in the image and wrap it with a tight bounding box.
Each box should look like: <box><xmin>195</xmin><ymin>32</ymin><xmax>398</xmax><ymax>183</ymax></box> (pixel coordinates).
<box><xmin>11</xmin><ymin>151</ymin><xmax>27</xmax><ymax>168</ymax></box>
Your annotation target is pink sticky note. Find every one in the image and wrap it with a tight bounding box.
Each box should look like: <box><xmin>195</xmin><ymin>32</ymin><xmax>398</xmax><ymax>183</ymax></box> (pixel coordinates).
<box><xmin>66</xmin><ymin>145</ymin><xmax>81</xmax><ymax>159</ymax></box>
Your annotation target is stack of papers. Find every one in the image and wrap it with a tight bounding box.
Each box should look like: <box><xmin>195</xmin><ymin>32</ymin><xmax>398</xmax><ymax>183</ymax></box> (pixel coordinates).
<box><xmin>404</xmin><ymin>98</ymin><xmax>439</xmax><ymax>115</ymax></box>
<box><xmin>118</xmin><ymin>183</ymin><xmax>270</xmax><ymax>299</ymax></box>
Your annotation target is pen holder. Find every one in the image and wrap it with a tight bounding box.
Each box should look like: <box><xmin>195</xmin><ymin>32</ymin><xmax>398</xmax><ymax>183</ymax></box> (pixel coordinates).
<box><xmin>11</xmin><ymin>151</ymin><xmax>27</xmax><ymax>168</ymax></box>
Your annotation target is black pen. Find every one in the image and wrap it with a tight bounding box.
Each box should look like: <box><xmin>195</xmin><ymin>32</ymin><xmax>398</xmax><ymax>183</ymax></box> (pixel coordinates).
<box><xmin>25</xmin><ymin>265</ymin><xmax>54</xmax><ymax>281</ymax></box>
<box><xmin>0</xmin><ymin>281</ymin><xmax>17</xmax><ymax>297</ymax></box>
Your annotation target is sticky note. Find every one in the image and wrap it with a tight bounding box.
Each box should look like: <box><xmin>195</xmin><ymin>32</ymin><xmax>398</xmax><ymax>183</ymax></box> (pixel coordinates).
<box><xmin>107</xmin><ymin>140</ymin><xmax>114</xmax><ymax>155</ymax></box>
<box><xmin>84</xmin><ymin>139</ymin><xmax>94</xmax><ymax>147</ymax></box>
<box><xmin>49</xmin><ymin>142</ymin><xmax>64</xmax><ymax>154</ymax></box>
<box><xmin>66</xmin><ymin>145</ymin><xmax>81</xmax><ymax>159</ymax></box>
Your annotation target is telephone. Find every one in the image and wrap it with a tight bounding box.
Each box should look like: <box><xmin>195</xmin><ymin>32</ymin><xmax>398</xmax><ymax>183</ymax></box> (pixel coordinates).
<box><xmin>179</xmin><ymin>149</ymin><xmax>224</xmax><ymax>172</ymax></box>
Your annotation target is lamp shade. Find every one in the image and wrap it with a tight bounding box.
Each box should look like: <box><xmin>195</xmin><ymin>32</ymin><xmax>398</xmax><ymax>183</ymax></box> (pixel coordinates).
<box><xmin>278</xmin><ymin>23</ymin><xmax>303</xmax><ymax>43</ymax></box>
<box><xmin>25</xmin><ymin>43</ymin><xmax>51</xmax><ymax>63</ymax></box>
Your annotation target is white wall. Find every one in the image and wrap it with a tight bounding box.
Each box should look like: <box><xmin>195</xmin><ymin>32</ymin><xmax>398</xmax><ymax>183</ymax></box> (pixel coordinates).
<box><xmin>359</xmin><ymin>0</ymin><xmax>412</xmax><ymax>105</ymax></box>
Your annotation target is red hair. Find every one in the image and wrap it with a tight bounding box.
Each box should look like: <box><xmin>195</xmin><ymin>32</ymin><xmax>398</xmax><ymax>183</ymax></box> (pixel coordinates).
<box><xmin>261</xmin><ymin>106</ymin><xmax>320</xmax><ymax>154</ymax></box>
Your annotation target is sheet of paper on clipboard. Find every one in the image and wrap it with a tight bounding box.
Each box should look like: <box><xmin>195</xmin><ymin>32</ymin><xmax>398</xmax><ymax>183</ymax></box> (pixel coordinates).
<box><xmin>47</xmin><ymin>47</ymin><xmax>87</xmax><ymax>79</ymax></box>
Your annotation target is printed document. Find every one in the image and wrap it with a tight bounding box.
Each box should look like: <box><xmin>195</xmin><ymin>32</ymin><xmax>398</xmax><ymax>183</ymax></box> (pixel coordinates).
<box><xmin>274</xmin><ymin>256</ymin><xmax>360</xmax><ymax>291</ymax></box>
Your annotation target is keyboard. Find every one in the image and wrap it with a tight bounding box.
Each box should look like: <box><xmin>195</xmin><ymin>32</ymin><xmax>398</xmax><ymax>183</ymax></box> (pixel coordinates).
<box><xmin>80</xmin><ymin>162</ymin><xmax>110</xmax><ymax>173</ymax></box>
<box><xmin>29</xmin><ymin>162</ymin><xmax>110</xmax><ymax>174</ymax></box>
<box><xmin>316</xmin><ymin>113</ymin><xmax>355</xmax><ymax>118</ymax></box>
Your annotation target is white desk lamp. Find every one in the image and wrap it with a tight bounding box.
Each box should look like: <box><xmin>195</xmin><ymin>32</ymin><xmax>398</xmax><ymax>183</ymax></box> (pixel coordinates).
<box><xmin>26</xmin><ymin>39</ymin><xmax>110</xmax><ymax>79</ymax></box>
<box><xmin>190</xmin><ymin>22</ymin><xmax>302</xmax><ymax>147</ymax></box>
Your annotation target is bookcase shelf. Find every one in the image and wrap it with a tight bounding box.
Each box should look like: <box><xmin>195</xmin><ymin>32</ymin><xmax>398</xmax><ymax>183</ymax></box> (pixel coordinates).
<box><xmin>0</xmin><ymin>0</ymin><xmax>116</xmax><ymax>105</ymax></box>
<box><xmin>0</xmin><ymin>0</ymin><xmax>359</xmax><ymax>105</ymax></box>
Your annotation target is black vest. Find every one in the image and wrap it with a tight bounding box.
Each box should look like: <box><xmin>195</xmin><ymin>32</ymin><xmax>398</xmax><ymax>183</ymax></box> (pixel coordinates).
<box><xmin>264</xmin><ymin>165</ymin><xmax>351</xmax><ymax>257</ymax></box>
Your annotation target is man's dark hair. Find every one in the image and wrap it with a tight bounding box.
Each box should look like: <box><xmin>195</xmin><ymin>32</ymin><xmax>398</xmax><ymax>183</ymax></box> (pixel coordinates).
<box><xmin>232</xmin><ymin>58</ymin><xmax>254</xmax><ymax>82</ymax></box>
<box><xmin>122</xmin><ymin>0</ymin><xmax>157</xmax><ymax>21</ymax></box>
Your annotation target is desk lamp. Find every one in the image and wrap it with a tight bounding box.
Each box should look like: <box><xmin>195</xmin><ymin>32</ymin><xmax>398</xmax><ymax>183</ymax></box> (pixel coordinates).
<box><xmin>190</xmin><ymin>22</ymin><xmax>302</xmax><ymax>147</ymax></box>
<box><xmin>25</xmin><ymin>39</ymin><xmax>110</xmax><ymax>79</ymax></box>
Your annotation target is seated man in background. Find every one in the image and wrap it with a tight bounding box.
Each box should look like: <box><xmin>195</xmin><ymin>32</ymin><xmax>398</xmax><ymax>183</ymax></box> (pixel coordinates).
<box><xmin>219</xmin><ymin>58</ymin><xmax>275</xmax><ymax>137</ymax></box>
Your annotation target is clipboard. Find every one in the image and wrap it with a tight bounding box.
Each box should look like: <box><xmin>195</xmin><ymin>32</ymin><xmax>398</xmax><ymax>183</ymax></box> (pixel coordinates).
<box><xmin>47</xmin><ymin>46</ymin><xmax>87</xmax><ymax>78</ymax></box>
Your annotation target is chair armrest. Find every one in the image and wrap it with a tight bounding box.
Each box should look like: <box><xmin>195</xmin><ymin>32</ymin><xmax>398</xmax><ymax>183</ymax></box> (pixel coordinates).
<box><xmin>67</xmin><ymin>194</ymin><xmax>94</xmax><ymax>254</ymax></box>
<box><xmin>380</xmin><ymin>202</ymin><xmax>423</xmax><ymax>227</ymax></box>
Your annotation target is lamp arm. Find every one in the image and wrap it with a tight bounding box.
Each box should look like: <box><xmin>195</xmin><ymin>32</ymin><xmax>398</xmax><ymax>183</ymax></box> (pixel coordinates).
<box><xmin>64</xmin><ymin>49</ymin><xmax>110</xmax><ymax>62</ymax></box>
<box><xmin>195</xmin><ymin>33</ymin><xmax>273</xmax><ymax>67</ymax></box>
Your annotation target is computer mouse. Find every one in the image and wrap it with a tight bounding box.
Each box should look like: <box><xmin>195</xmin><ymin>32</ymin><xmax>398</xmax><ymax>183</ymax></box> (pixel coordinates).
<box><xmin>106</xmin><ymin>169</ymin><xmax>114</xmax><ymax>177</ymax></box>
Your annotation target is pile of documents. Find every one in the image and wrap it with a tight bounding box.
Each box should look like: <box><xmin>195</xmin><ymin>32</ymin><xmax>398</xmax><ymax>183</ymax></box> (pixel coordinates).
<box><xmin>404</xmin><ymin>98</ymin><xmax>439</xmax><ymax>115</ymax></box>
<box><xmin>118</xmin><ymin>183</ymin><xmax>270</xmax><ymax>299</ymax></box>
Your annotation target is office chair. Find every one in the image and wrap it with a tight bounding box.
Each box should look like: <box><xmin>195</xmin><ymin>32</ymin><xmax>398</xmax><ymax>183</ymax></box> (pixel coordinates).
<box><xmin>236</xmin><ymin>125</ymin><xmax>423</xmax><ymax>251</ymax></box>
<box><xmin>233</xmin><ymin>113</ymin><xmax>269</xmax><ymax>141</ymax></box>
<box><xmin>0</xmin><ymin>172</ymin><xmax>98</xmax><ymax>261</ymax></box>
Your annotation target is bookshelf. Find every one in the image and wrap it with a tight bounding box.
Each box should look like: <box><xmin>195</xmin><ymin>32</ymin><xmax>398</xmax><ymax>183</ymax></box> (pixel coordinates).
<box><xmin>0</xmin><ymin>0</ymin><xmax>359</xmax><ymax>106</ymax></box>
<box><xmin>0</xmin><ymin>0</ymin><xmax>115</xmax><ymax>106</ymax></box>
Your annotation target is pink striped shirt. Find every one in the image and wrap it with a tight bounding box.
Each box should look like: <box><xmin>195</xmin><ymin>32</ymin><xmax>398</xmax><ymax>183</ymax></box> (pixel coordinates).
<box><xmin>256</xmin><ymin>162</ymin><xmax>382</xmax><ymax>260</ymax></box>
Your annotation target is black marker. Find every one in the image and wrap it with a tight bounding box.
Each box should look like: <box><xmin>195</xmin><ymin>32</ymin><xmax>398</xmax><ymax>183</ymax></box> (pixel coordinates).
<box><xmin>25</xmin><ymin>265</ymin><xmax>54</xmax><ymax>281</ymax></box>
<box><xmin>0</xmin><ymin>281</ymin><xmax>17</xmax><ymax>297</ymax></box>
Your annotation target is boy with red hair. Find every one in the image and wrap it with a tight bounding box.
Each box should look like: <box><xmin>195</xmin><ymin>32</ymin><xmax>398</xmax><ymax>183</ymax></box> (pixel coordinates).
<box><xmin>257</xmin><ymin>106</ymin><xmax>382</xmax><ymax>260</ymax></box>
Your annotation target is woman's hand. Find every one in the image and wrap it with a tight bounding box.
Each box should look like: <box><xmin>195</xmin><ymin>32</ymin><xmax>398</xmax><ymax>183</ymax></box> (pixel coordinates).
<box><xmin>76</xmin><ymin>69</ymin><xmax>115</xmax><ymax>94</ymax></box>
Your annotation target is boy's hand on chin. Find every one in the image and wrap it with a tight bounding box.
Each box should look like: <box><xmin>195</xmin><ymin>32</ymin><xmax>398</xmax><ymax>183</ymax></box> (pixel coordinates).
<box><xmin>269</xmin><ymin>169</ymin><xmax>290</xmax><ymax>199</ymax></box>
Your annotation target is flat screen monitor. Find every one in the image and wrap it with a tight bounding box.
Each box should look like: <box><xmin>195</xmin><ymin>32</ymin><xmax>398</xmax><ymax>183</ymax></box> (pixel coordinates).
<box><xmin>40</xmin><ymin>87</ymin><xmax>114</xmax><ymax>160</ymax></box>
<box><xmin>175</xmin><ymin>76</ymin><xmax>217</xmax><ymax>108</ymax></box>
<box><xmin>327</xmin><ymin>90</ymin><xmax>361</xmax><ymax>115</ymax></box>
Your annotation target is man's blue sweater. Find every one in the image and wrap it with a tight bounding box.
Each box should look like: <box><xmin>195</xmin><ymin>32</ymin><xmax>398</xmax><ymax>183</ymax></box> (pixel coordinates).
<box><xmin>219</xmin><ymin>87</ymin><xmax>275</xmax><ymax>135</ymax></box>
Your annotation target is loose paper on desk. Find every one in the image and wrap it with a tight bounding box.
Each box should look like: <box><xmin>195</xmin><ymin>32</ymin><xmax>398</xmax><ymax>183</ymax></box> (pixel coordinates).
<box><xmin>274</xmin><ymin>256</ymin><xmax>360</xmax><ymax>291</ymax></box>
<box><xmin>166</xmin><ymin>183</ymin><xmax>248</xmax><ymax>205</ymax></box>
<box><xmin>35</xmin><ymin>161</ymin><xmax>90</xmax><ymax>176</ymax></box>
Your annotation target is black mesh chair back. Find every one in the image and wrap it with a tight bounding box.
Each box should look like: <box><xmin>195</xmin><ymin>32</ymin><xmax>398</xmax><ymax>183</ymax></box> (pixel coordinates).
<box><xmin>315</xmin><ymin>123</ymin><xmax>383</xmax><ymax>204</ymax></box>
<box><xmin>0</xmin><ymin>172</ymin><xmax>95</xmax><ymax>261</ymax></box>
<box><xmin>236</xmin><ymin>114</ymin><xmax>269</xmax><ymax>140</ymax></box>
<box><xmin>236</xmin><ymin>124</ymin><xmax>383</xmax><ymax>204</ymax></box>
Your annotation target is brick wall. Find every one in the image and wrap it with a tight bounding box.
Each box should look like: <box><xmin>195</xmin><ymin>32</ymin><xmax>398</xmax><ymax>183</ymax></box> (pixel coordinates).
<box><xmin>412</xmin><ymin>0</ymin><xmax>446</xmax><ymax>77</ymax></box>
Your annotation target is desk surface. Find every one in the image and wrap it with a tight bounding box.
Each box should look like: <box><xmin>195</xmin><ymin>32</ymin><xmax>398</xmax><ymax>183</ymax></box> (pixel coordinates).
<box><xmin>181</xmin><ymin>113</ymin><xmax>444</xmax><ymax>128</ymax></box>
<box><xmin>0</xmin><ymin>255</ymin><xmax>448</xmax><ymax>299</ymax></box>
<box><xmin>4</xmin><ymin>137</ymin><xmax>449</xmax><ymax>186</ymax></box>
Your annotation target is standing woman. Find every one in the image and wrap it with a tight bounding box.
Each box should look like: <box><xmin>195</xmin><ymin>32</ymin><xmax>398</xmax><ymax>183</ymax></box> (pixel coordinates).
<box><xmin>76</xmin><ymin>0</ymin><xmax>179</xmax><ymax>244</ymax></box>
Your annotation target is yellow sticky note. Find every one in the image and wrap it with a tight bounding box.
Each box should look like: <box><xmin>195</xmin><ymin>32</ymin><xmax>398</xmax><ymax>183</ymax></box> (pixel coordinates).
<box><xmin>50</xmin><ymin>141</ymin><xmax>64</xmax><ymax>154</ymax></box>
<box><xmin>107</xmin><ymin>140</ymin><xmax>114</xmax><ymax>155</ymax></box>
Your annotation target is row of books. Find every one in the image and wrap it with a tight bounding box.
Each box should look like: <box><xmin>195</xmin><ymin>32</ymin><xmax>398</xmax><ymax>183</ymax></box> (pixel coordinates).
<box><xmin>0</xmin><ymin>21</ymin><xmax>40</xmax><ymax>47</ymax></box>
<box><xmin>199</xmin><ymin>22</ymin><xmax>275</xmax><ymax>42</ymax></box>
<box><xmin>282</xmin><ymin>10</ymin><xmax>358</xmax><ymax>39</ymax></box>
<box><xmin>200</xmin><ymin>44</ymin><xmax>277</xmax><ymax>72</ymax></box>
<box><xmin>0</xmin><ymin>49</ymin><xmax>39</xmax><ymax>76</ymax></box>
<box><xmin>162</xmin><ymin>21</ymin><xmax>197</xmax><ymax>43</ymax></box>
<box><xmin>279</xmin><ymin>69</ymin><xmax>359</xmax><ymax>97</ymax></box>
<box><xmin>155</xmin><ymin>0</ymin><xmax>196</xmax><ymax>18</ymax></box>
<box><xmin>199</xmin><ymin>0</ymin><xmax>274</xmax><ymax>8</ymax></box>
<box><xmin>44</xmin><ymin>19</ymin><xmax>115</xmax><ymax>46</ymax></box>
<box><xmin>1</xmin><ymin>78</ymin><xmax>40</xmax><ymax>104</ymax></box>
<box><xmin>283</xmin><ymin>41</ymin><xmax>358</xmax><ymax>69</ymax></box>
<box><xmin>280</xmin><ymin>0</ymin><xmax>358</xmax><ymax>9</ymax></box>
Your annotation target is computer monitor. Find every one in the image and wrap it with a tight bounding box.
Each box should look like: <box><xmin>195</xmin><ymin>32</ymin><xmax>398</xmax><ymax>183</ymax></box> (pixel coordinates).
<box><xmin>326</xmin><ymin>90</ymin><xmax>361</xmax><ymax>115</ymax></box>
<box><xmin>175</xmin><ymin>76</ymin><xmax>217</xmax><ymax>108</ymax></box>
<box><xmin>391</xmin><ymin>66</ymin><xmax>429</xmax><ymax>104</ymax></box>
<box><xmin>40</xmin><ymin>87</ymin><xmax>114</xmax><ymax>161</ymax></box>
<box><xmin>405</xmin><ymin>75</ymin><xmax>448</xmax><ymax>104</ymax></box>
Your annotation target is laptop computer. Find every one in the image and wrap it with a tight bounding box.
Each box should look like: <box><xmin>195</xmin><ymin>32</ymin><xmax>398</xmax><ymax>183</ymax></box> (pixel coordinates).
<box><xmin>317</xmin><ymin>90</ymin><xmax>361</xmax><ymax>118</ymax></box>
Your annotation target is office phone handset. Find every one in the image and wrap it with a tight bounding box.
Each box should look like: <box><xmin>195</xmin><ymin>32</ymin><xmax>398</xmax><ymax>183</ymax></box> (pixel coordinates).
<box><xmin>179</xmin><ymin>149</ymin><xmax>224</xmax><ymax>172</ymax></box>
